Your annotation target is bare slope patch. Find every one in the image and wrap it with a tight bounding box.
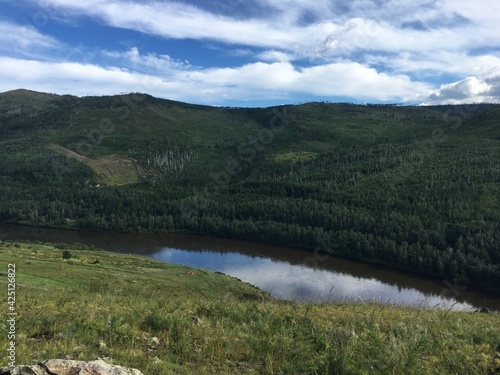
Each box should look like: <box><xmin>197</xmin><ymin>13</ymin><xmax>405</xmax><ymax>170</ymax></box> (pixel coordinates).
<box><xmin>49</xmin><ymin>144</ymin><xmax>152</xmax><ymax>186</ymax></box>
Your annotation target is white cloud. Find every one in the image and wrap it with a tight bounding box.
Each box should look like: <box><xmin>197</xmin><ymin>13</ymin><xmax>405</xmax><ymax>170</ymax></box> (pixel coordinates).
<box><xmin>257</xmin><ymin>50</ymin><xmax>292</xmax><ymax>63</ymax></box>
<box><xmin>421</xmin><ymin>76</ymin><xmax>499</xmax><ymax>104</ymax></box>
<box><xmin>0</xmin><ymin>56</ymin><xmax>431</xmax><ymax>104</ymax></box>
<box><xmin>365</xmin><ymin>52</ymin><xmax>500</xmax><ymax>80</ymax></box>
<box><xmin>102</xmin><ymin>47</ymin><xmax>191</xmax><ymax>74</ymax></box>
<box><xmin>0</xmin><ymin>57</ymin><xmax>159</xmax><ymax>96</ymax></box>
<box><xmin>36</xmin><ymin>0</ymin><xmax>499</xmax><ymax>65</ymax></box>
<box><xmin>1</xmin><ymin>0</ymin><xmax>498</xmax><ymax>105</ymax></box>
<box><xmin>39</xmin><ymin>0</ymin><xmax>303</xmax><ymax>49</ymax></box>
<box><xmin>441</xmin><ymin>0</ymin><xmax>500</xmax><ymax>26</ymax></box>
<box><xmin>0</xmin><ymin>20</ymin><xmax>61</xmax><ymax>56</ymax></box>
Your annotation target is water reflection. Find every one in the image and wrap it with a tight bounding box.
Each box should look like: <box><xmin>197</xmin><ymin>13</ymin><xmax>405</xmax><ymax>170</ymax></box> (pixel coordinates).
<box><xmin>152</xmin><ymin>248</ymin><xmax>480</xmax><ymax>311</ymax></box>
<box><xmin>1</xmin><ymin>223</ymin><xmax>499</xmax><ymax>311</ymax></box>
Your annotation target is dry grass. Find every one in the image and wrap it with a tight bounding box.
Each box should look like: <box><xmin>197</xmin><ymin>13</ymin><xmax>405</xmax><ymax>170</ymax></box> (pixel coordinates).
<box><xmin>49</xmin><ymin>144</ymin><xmax>152</xmax><ymax>185</ymax></box>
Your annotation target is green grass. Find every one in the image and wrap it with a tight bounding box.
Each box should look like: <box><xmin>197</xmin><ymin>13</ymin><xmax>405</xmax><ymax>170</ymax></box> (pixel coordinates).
<box><xmin>1</xmin><ymin>241</ymin><xmax>499</xmax><ymax>374</ymax></box>
<box><xmin>273</xmin><ymin>151</ymin><xmax>320</xmax><ymax>163</ymax></box>
<box><xmin>0</xmin><ymin>89</ymin><xmax>59</xmax><ymax>116</ymax></box>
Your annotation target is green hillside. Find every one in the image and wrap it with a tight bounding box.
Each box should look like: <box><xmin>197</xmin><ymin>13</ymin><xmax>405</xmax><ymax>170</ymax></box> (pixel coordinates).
<box><xmin>1</xmin><ymin>241</ymin><xmax>499</xmax><ymax>374</ymax></box>
<box><xmin>0</xmin><ymin>89</ymin><xmax>499</xmax><ymax>293</ymax></box>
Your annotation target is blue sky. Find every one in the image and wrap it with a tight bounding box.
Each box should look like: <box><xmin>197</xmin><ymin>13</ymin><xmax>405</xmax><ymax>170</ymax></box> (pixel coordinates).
<box><xmin>0</xmin><ymin>0</ymin><xmax>499</xmax><ymax>107</ymax></box>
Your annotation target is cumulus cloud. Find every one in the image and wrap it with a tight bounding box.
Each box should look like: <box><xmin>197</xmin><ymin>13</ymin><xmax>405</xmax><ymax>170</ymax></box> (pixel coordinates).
<box><xmin>422</xmin><ymin>76</ymin><xmax>499</xmax><ymax>104</ymax></box>
<box><xmin>0</xmin><ymin>56</ymin><xmax>430</xmax><ymax>104</ymax></box>
<box><xmin>0</xmin><ymin>57</ymin><xmax>152</xmax><ymax>99</ymax></box>
<box><xmin>485</xmin><ymin>74</ymin><xmax>500</xmax><ymax>98</ymax></box>
<box><xmin>0</xmin><ymin>0</ymin><xmax>498</xmax><ymax>105</ymax></box>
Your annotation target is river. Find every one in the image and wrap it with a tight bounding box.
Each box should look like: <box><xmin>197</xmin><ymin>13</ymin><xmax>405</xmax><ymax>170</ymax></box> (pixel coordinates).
<box><xmin>1</xmin><ymin>223</ymin><xmax>499</xmax><ymax>312</ymax></box>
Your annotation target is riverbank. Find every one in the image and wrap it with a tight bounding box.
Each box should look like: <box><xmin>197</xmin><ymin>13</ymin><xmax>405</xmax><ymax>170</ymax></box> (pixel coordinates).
<box><xmin>3</xmin><ymin>222</ymin><xmax>500</xmax><ymax>311</ymax></box>
<box><xmin>1</xmin><ymin>240</ymin><xmax>499</xmax><ymax>374</ymax></box>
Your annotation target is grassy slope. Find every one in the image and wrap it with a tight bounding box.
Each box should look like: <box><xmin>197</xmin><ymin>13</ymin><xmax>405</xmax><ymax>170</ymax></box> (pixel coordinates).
<box><xmin>1</xmin><ymin>241</ymin><xmax>499</xmax><ymax>374</ymax></box>
<box><xmin>0</xmin><ymin>89</ymin><xmax>59</xmax><ymax>115</ymax></box>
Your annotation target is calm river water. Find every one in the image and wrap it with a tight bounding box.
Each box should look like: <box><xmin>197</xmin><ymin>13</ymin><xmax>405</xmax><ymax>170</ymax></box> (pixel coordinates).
<box><xmin>1</xmin><ymin>223</ymin><xmax>499</xmax><ymax>312</ymax></box>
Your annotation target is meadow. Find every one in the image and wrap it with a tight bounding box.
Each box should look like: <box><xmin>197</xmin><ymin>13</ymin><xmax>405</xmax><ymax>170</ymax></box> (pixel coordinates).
<box><xmin>1</xmin><ymin>241</ymin><xmax>499</xmax><ymax>374</ymax></box>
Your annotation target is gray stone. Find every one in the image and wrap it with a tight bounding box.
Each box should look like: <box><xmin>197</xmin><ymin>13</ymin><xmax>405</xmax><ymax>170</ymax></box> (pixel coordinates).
<box><xmin>0</xmin><ymin>359</ymin><xmax>144</xmax><ymax>375</ymax></box>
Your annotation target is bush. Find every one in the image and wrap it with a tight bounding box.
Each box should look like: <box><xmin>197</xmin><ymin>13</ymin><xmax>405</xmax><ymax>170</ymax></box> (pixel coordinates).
<box><xmin>62</xmin><ymin>250</ymin><xmax>72</xmax><ymax>260</ymax></box>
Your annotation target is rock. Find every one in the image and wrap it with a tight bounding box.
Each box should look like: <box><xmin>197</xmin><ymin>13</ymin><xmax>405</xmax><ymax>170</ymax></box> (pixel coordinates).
<box><xmin>474</xmin><ymin>307</ymin><xmax>491</xmax><ymax>313</ymax></box>
<box><xmin>0</xmin><ymin>366</ymin><xmax>46</xmax><ymax>375</ymax></box>
<box><xmin>152</xmin><ymin>357</ymin><xmax>162</xmax><ymax>365</ymax></box>
<box><xmin>0</xmin><ymin>359</ymin><xmax>144</xmax><ymax>375</ymax></box>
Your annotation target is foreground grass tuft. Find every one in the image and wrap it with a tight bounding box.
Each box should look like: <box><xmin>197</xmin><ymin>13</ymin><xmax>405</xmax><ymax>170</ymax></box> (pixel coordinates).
<box><xmin>1</xmin><ymin>241</ymin><xmax>499</xmax><ymax>374</ymax></box>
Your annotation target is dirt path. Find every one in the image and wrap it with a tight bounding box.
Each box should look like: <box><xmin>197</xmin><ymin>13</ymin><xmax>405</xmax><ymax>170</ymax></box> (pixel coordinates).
<box><xmin>48</xmin><ymin>143</ymin><xmax>89</xmax><ymax>162</ymax></box>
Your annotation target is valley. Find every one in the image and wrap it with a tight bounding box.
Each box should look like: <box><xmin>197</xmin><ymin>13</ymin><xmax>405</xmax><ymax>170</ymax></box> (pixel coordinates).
<box><xmin>0</xmin><ymin>89</ymin><xmax>499</xmax><ymax>294</ymax></box>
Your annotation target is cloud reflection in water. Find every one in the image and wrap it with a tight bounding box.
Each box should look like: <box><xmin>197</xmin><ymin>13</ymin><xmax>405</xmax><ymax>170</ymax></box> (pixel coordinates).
<box><xmin>151</xmin><ymin>248</ymin><xmax>473</xmax><ymax>311</ymax></box>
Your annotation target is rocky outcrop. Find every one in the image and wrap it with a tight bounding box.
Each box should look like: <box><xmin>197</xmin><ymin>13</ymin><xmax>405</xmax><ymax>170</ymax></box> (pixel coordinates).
<box><xmin>0</xmin><ymin>359</ymin><xmax>143</xmax><ymax>375</ymax></box>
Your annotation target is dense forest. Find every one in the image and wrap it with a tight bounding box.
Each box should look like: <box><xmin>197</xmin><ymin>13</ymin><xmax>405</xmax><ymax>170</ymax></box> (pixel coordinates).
<box><xmin>0</xmin><ymin>89</ymin><xmax>499</xmax><ymax>293</ymax></box>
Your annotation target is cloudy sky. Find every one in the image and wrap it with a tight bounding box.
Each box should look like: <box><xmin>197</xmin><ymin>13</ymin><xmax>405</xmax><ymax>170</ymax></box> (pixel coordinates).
<box><xmin>0</xmin><ymin>0</ymin><xmax>499</xmax><ymax>106</ymax></box>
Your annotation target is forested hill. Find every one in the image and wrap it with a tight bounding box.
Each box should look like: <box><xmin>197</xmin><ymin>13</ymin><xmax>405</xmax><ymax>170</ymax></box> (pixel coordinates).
<box><xmin>1</xmin><ymin>89</ymin><xmax>499</xmax><ymax>293</ymax></box>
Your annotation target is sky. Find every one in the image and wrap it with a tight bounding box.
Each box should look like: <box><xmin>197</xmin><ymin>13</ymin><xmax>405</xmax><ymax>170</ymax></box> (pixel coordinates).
<box><xmin>0</xmin><ymin>0</ymin><xmax>499</xmax><ymax>107</ymax></box>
